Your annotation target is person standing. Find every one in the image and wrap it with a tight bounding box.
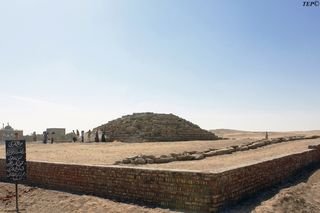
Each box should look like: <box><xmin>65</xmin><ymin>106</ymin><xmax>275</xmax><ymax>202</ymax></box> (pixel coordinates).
<box><xmin>265</xmin><ymin>132</ymin><xmax>269</xmax><ymax>139</ymax></box>
<box><xmin>81</xmin><ymin>130</ymin><xmax>84</xmax><ymax>142</ymax></box>
<box><xmin>32</xmin><ymin>131</ymin><xmax>37</xmax><ymax>142</ymax></box>
<box><xmin>87</xmin><ymin>130</ymin><xmax>92</xmax><ymax>142</ymax></box>
<box><xmin>76</xmin><ymin>130</ymin><xmax>80</xmax><ymax>139</ymax></box>
<box><xmin>95</xmin><ymin>131</ymin><xmax>99</xmax><ymax>142</ymax></box>
<box><xmin>43</xmin><ymin>131</ymin><xmax>48</xmax><ymax>144</ymax></box>
<box><xmin>51</xmin><ymin>132</ymin><xmax>55</xmax><ymax>144</ymax></box>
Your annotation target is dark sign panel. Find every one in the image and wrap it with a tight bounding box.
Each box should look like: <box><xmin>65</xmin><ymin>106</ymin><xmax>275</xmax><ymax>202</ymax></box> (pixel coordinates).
<box><xmin>5</xmin><ymin>140</ymin><xmax>27</xmax><ymax>182</ymax></box>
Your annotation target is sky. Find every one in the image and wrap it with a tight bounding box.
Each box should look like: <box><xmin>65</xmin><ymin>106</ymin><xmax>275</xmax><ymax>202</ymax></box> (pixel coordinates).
<box><xmin>0</xmin><ymin>0</ymin><xmax>319</xmax><ymax>135</ymax></box>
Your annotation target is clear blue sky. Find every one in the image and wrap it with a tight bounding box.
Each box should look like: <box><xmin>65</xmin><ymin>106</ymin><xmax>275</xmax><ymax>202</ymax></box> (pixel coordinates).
<box><xmin>0</xmin><ymin>0</ymin><xmax>319</xmax><ymax>134</ymax></box>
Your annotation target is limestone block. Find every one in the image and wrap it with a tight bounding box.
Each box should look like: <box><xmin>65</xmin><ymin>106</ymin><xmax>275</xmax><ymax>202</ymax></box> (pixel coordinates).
<box><xmin>133</xmin><ymin>157</ymin><xmax>146</xmax><ymax>164</ymax></box>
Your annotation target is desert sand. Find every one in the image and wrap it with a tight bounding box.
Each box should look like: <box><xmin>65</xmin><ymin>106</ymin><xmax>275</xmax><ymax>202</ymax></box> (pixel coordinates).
<box><xmin>211</xmin><ymin>129</ymin><xmax>320</xmax><ymax>140</ymax></box>
<box><xmin>140</xmin><ymin>138</ymin><xmax>320</xmax><ymax>172</ymax></box>
<box><xmin>1</xmin><ymin>139</ymin><xmax>254</xmax><ymax>165</ymax></box>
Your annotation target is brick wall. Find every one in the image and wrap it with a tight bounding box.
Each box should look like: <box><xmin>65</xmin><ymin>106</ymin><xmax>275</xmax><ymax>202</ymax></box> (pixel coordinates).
<box><xmin>209</xmin><ymin>148</ymin><xmax>320</xmax><ymax>211</ymax></box>
<box><xmin>0</xmin><ymin>146</ymin><xmax>319</xmax><ymax>212</ymax></box>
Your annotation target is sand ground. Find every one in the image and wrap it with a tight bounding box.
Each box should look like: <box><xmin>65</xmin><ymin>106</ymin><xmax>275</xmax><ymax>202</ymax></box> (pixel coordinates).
<box><xmin>211</xmin><ymin>129</ymin><xmax>320</xmax><ymax>140</ymax></box>
<box><xmin>140</xmin><ymin>138</ymin><xmax>320</xmax><ymax>172</ymax></box>
<box><xmin>1</xmin><ymin>139</ymin><xmax>254</xmax><ymax>165</ymax></box>
<box><xmin>1</xmin><ymin>134</ymin><xmax>319</xmax><ymax>173</ymax></box>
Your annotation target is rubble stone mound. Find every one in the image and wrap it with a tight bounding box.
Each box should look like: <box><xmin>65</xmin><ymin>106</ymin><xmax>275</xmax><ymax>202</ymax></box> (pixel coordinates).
<box><xmin>93</xmin><ymin>112</ymin><xmax>218</xmax><ymax>142</ymax></box>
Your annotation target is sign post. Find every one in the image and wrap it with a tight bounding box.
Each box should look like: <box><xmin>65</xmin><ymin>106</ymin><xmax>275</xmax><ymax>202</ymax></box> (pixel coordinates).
<box><xmin>15</xmin><ymin>182</ymin><xmax>19</xmax><ymax>212</ymax></box>
<box><xmin>5</xmin><ymin>140</ymin><xmax>27</xmax><ymax>213</ymax></box>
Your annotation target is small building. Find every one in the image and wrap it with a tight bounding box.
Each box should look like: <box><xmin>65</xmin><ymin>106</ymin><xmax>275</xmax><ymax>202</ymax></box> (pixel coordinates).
<box><xmin>46</xmin><ymin>128</ymin><xmax>66</xmax><ymax>141</ymax></box>
<box><xmin>0</xmin><ymin>123</ymin><xmax>23</xmax><ymax>142</ymax></box>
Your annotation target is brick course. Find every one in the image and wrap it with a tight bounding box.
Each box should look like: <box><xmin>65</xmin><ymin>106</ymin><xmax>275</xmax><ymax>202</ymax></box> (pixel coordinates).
<box><xmin>0</xmin><ymin>146</ymin><xmax>319</xmax><ymax>212</ymax></box>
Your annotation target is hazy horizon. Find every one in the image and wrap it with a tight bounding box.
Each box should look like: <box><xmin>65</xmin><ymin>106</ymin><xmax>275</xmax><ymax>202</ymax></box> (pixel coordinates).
<box><xmin>1</xmin><ymin>1</ymin><xmax>319</xmax><ymax>134</ymax></box>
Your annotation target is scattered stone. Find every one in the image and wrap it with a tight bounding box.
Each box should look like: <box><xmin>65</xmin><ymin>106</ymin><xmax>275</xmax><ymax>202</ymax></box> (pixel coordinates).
<box><xmin>214</xmin><ymin>148</ymin><xmax>235</xmax><ymax>155</ymax></box>
<box><xmin>117</xmin><ymin>136</ymin><xmax>315</xmax><ymax>165</ymax></box>
<box><xmin>247</xmin><ymin>141</ymin><xmax>267</xmax><ymax>149</ymax></box>
<box><xmin>177</xmin><ymin>154</ymin><xmax>194</xmax><ymax>161</ymax></box>
<box><xmin>122</xmin><ymin>158</ymin><xmax>131</xmax><ymax>164</ymax></box>
<box><xmin>307</xmin><ymin>135</ymin><xmax>320</xmax><ymax>139</ymax></box>
<box><xmin>191</xmin><ymin>153</ymin><xmax>205</xmax><ymax>160</ymax></box>
<box><xmin>204</xmin><ymin>151</ymin><xmax>218</xmax><ymax>157</ymax></box>
<box><xmin>145</xmin><ymin>158</ymin><xmax>155</xmax><ymax>164</ymax></box>
<box><xmin>271</xmin><ymin>138</ymin><xmax>282</xmax><ymax>144</ymax></box>
<box><xmin>238</xmin><ymin>146</ymin><xmax>249</xmax><ymax>151</ymax></box>
<box><xmin>127</xmin><ymin>155</ymin><xmax>139</xmax><ymax>160</ymax></box>
<box><xmin>231</xmin><ymin>145</ymin><xmax>239</xmax><ymax>149</ymax></box>
<box><xmin>154</xmin><ymin>157</ymin><xmax>175</xmax><ymax>163</ymax></box>
<box><xmin>133</xmin><ymin>157</ymin><xmax>146</xmax><ymax>164</ymax></box>
<box><xmin>141</xmin><ymin>155</ymin><xmax>156</xmax><ymax>159</ymax></box>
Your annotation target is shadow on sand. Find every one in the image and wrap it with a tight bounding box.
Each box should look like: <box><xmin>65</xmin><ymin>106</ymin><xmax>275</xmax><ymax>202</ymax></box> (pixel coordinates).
<box><xmin>219</xmin><ymin>163</ymin><xmax>319</xmax><ymax>213</ymax></box>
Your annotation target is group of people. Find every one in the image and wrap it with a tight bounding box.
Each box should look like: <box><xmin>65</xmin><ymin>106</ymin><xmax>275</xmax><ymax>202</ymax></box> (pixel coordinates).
<box><xmin>42</xmin><ymin>129</ymin><xmax>89</xmax><ymax>144</ymax></box>
<box><xmin>42</xmin><ymin>131</ymin><xmax>53</xmax><ymax>144</ymax></box>
<box><xmin>42</xmin><ymin>129</ymin><xmax>107</xmax><ymax>144</ymax></box>
<box><xmin>71</xmin><ymin>130</ymin><xmax>86</xmax><ymax>142</ymax></box>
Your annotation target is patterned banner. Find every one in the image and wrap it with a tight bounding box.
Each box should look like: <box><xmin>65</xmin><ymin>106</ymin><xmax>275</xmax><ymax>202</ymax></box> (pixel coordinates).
<box><xmin>5</xmin><ymin>140</ymin><xmax>27</xmax><ymax>181</ymax></box>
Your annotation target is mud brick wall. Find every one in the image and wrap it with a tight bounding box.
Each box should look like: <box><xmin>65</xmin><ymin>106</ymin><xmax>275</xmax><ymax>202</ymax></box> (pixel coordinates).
<box><xmin>209</xmin><ymin>148</ymin><xmax>320</xmax><ymax>212</ymax></box>
<box><xmin>0</xmin><ymin>146</ymin><xmax>319</xmax><ymax>212</ymax></box>
<box><xmin>0</xmin><ymin>160</ymin><xmax>213</xmax><ymax>212</ymax></box>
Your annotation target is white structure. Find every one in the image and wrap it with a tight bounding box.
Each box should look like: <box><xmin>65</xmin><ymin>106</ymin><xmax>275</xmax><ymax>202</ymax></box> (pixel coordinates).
<box><xmin>0</xmin><ymin>123</ymin><xmax>23</xmax><ymax>142</ymax></box>
<box><xmin>46</xmin><ymin>128</ymin><xmax>66</xmax><ymax>140</ymax></box>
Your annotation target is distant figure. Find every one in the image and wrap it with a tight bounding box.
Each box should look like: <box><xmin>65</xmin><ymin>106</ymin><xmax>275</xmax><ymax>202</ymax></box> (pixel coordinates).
<box><xmin>81</xmin><ymin>130</ymin><xmax>84</xmax><ymax>142</ymax></box>
<box><xmin>43</xmin><ymin>131</ymin><xmax>48</xmax><ymax>144</ymax></box>
<box><xmin>14</xmin><ymin>132</ymin><xmax>19</xmax><ymax>140</ymax></box>
<box><xmin>265</xmin><ymin>132</ymin><xmax>269</xmax><ymax>139</ymax></box>
<box><xmin>87</xmin><ymin>130</ymin><xmax>92</xmax><ymax>142</ymax></box>
<box><xmin>101</xmin><ymin>131</ymin><xmax>106</xmax><ymax>142</ymax></box>
<box><xmin>32</xmin><ymin>131</ymin><xmax>37</xmax><ymax>142</ymax></box>
<box><xmin>95</xmin><ymin>131</ymin><xmax>99</xmax><ymax>142</ymax></box>
<box><xmin>51</xmin><ymin>132</ymin><xmax>55</xmax><ymax>144</ymax></box>
<box><xmin>76</xmin><ymin>129</ymin><xmax>80</xmax><ymax>139</ymax></box>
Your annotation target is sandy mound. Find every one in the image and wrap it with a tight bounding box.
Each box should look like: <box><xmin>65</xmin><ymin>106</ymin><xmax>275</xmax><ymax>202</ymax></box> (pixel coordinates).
<box><xmin>93</xmin><ymin>112</ymin><xmax>218</xmax><ymax>142</ymax></box>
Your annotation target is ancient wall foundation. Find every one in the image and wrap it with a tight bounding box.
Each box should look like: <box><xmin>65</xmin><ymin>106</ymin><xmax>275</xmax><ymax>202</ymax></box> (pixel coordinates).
<box><xmin>0</xmin><ymin>146</ymin><xmax>319</xmax><ymax>212</ymax></box>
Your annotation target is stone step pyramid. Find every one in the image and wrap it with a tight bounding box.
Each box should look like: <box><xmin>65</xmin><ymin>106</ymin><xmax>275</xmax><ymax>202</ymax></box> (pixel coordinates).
<box><xmin>93</xmin><ymin>112</ymin><xmax>218</xmax><ymax>142</ymax></box>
